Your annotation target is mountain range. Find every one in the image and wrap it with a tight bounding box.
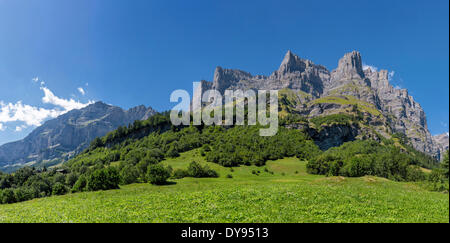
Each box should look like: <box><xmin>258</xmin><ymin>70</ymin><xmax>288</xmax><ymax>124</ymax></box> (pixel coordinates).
<box><xmin>0</xmin><ymin>50</ymin><xmax>447</xmax><ymax>172</ymax></box>
<box><xmin>196</xmin><ymin>50</ymin><xmax>447</xmax><ymax>159</ymax></box>
<box><xmin>0</xmin><ymin>102</ymin><xmax>156</xmax><ymax>172</ymax></box>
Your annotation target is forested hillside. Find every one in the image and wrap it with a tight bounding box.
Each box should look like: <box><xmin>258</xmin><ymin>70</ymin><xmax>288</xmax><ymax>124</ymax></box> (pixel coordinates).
<box><xmin>1</xmin><ymin>110</ymin><xmax>448</xmax><ymax>205</ymax></box>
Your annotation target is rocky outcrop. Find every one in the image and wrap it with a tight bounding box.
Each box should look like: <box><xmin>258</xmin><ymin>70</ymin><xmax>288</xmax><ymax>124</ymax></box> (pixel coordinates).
<box><xmin>329</xmin><ymin>51</ymin><xmax>365</xmax><ymax>86</ymax></box>
<box><xmin>195</xmin><ymin>50</ymin><xmax>441</xmax><ymax>159</ymax></box>
<box><xmin>287</xmin><ymin>122</ymin><xmax>382</xmax><ymax>151</ymax></box>
<box><xmin>306</xmin><ymin>124</ymin><xmax>360</xmax><ymax>150</ymax></box>
<box><xmin>198</xmin><ymin>51</ymin><xmax>330</xmax><ymax>100</ymax></box>
<box><xmin>212</xmin><ymin>67</ymin><xmax>253</xmax><ymax>94</ymax></box>
<box><xmin>324</xmin><ymin>51</ymin><xmax>377</xmax><ymax>105</ymax></box>
<box><xmin>433</xmin><ymin>133</ymin><xmax>449</xmax><ymax>160</ymax></box>
<box><xmin>0</xmin><ymin>101</ymin><xmax>156</xmax><ymax>171</ymax></box>
<box><xmin>364</xmin><ymin>68</ymin><xmax>438</xmax><ymax>157</ymax></box>
<box><xmin>270</xmin><ymin>51</ymin><xmax>329</xmax><ymax>97</ymax></box>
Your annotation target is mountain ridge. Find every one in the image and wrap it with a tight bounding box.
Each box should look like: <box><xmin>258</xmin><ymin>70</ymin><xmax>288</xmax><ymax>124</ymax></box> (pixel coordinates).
<box><xmin>0</xmin><ymin>50</ymin><xmax>445</xmax><ymax>171</ymax></box>
<box><xmin>196</xmin><ymin>50</ymin><xmax>442</xmax><ymax>159</ymax></box>
<box><xmin>0</xmin><ymin>101</ymin><xmax>156</xmax><ymax>171</ymax></box>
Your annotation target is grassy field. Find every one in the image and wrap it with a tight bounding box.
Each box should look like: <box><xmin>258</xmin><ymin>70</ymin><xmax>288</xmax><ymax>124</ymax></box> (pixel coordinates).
<box><xmin>0</xmin><ymin>149</ymin><xmax>448</xmax><ymax>223</ymax></box>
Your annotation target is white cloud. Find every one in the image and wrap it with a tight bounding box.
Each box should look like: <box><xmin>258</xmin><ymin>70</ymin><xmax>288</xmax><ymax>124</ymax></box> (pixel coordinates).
<box><xmin>32</xmin><ymin>77</ymin><xmax>39</xmax><ymax>83</ymax></box>
<box><xmin>0</xmin><ymin>100</ymin><xmax>62</xmax><ymax>127</ymax></box>
<box><xmin>41</xmin><ymin>86</ymin><xmax>92</xmax><ymax>111</ymax></box>
<box><xmin>362</xmin><ymin>63</ymin><xmax>378</xmax><ymax>72</ymax></box>
<box><xmin>0</xmin><ymin>84</ymin><xmax>94</xmax><ymax>131</ymax></box>
<box><xmin>77</xmin><ymin>87</ymin><xmax>85</xmax><ymax>95</ymax></box>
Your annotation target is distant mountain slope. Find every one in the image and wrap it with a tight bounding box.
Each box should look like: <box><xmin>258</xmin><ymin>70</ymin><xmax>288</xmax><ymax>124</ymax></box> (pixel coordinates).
<box><xmin>0</xmin><ymin>101</ymin><xmax>156</xmax><ymax>171</ymax></box>
<box><xmin>195</xmin><ymin>50</ymin><xmax>441</xmax><ymax>159</ymax></box>
<box><xmin>433</xmin><ymin>133</ymin><xmax>449</xmax><ymax>160</ymax></box>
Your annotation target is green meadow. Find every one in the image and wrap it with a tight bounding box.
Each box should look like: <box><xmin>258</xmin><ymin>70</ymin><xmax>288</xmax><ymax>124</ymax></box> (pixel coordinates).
<box><xmin>0</xmin><ymin>150</ymin><xmax>448</xmax><ymax>223</ymax></box>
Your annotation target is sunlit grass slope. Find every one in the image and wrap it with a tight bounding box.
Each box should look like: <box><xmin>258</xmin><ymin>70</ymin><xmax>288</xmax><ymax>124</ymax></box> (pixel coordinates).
<box><xmin>0</xmin><ymin>150</ymin><xmax>448</xmax><ymax>223</ymax></box>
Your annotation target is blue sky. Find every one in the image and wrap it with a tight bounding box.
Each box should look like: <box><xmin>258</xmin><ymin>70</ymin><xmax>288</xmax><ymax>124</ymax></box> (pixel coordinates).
<box><xmin>0</xmin><ymin>0</ymin><xmax>448</xmax><ymax>145</ymax></box>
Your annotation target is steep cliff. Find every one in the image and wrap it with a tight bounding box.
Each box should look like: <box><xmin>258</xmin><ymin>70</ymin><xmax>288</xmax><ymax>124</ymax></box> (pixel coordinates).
<box><xmin>195</xmin><ymin>50</ymin><xmax>441</xmax><ymax>159</ymax></box>
<box><xmin>433</xmin><ymin>133</ymin><xmax>449</xmax><ymax>160</ymax></box>
<box><xmin>0</xmin><ymin>101</ymin><xmax>156</xmax><ymax>171</ymax></box>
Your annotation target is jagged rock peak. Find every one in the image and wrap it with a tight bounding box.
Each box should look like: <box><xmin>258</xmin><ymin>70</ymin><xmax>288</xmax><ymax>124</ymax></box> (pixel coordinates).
<box><xmin>213</xmin><ymin>66</ymin><xmax>253</xmax><ymax>93</ymax></box>
<box><xmin>90</xmin><ymin>101</ymin><xmax>110</xmax><ymax>108</ymax></box>
<box><xmin>332</xmin><ymin>51</ymin><xmax>365</xmax><ymax>80</ymax></box>
<box><xmin>277</xmin><ymin>50</ymin><xmax>312</xmax><ymax>75</ymax></box>
<box><xmin>127</xmin><ymin>104</ymin><xmax>147</xmax><ymax>113</ymax></box>
<box><xmin>80</xmin><ymin>101</ymin><xmax>116</xmax><ymax>114</ymax></box>
<box><xmin>127</xmin><ymin>104</ymin><xmax>157</xmax><ymax>121</ymax></box>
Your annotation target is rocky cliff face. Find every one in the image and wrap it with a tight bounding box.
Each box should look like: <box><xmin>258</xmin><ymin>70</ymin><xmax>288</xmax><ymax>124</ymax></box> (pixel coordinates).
<box><xmin>196</xmin><ymin>50</ymin><xmax>441</xmax><ymax>159</ymax></box>
<box><xmin>201</xmin><ymin>50</ymin><xmax>329</xmax><ymax>100</ymax></box>
<box><xmin>365</xmin><ymin>67</ymin><xmax>437</xmax><ymax>157</ymax></box>
<box><xmin>433</xmin><ymin>133</ymin><xmax>449</xmax><ymax>160</ymax></box>
<box><xmin>324</xmin><ymin>51</ymin><xmax>377</xmax><ymax>105</ymax></box>
<box><xmin>0</xmin><ymin>101</ymin><xmax>156</xmax><ymax>171</ymax></box>
<box><xmin>323</xmin><ymin>51</ymin><xmax>437</xmax><ymax>157</ymax></box>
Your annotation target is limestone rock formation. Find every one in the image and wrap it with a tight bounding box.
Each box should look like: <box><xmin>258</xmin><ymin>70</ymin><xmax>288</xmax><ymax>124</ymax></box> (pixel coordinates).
<box><xmin>195</xmin><ymin>50</ymin><xmax>441</xmax><ymax>159</ymax></box>
<box><xmin>433</xmin><ymin>133</ymin><xmax>449</xmax><ymax>160</ymax></box>
<box><xmin>0</xmin><ymin>101</ymin><xmax>156</xmax><ymax>171</ymax></box>
<box><xmin>194</xmin><ymin>51</ymin><xmax>330</xmax><ymax>103</ymax></box>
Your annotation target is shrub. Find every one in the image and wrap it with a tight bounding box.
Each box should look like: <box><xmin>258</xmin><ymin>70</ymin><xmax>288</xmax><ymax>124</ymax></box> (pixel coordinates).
<box><xmin>226</xmin><ymin>174</ymin><xmax>233</xmax><ymax>178</ymax></box>
<box><xmin>187</xmin><ymin>161</ymin><xmax>218</xmax><ymax>178</ymax></box>
<box><xmin>406</xmin><ymin>166</ymin><xmax>426</xmax><ymax>182</ymax></box>
<box><xmin>166</xmin><ymin>146</ymin><xmax>180</xmax><ymax>158</ymax></box>
<box><xmin>441</xmin><ymin>150</ymin><xmax>449</xmax><ymax>179</ymax></box>
<box><xmin>52</xmin><ymin>182</ymin><xmax>68</xmax><ymax>195</ymax></box>
<box><xmin>428</xmin><ymin>168</ymin><xmax>447</xmax><ymax>183</ymax></box>
<box><xmin>65</xmin><ymin>173</ymin><xmax>79</xmax><ymax>187</ymax></box>
<box><xmin>120</xmin><ymin>165</ymin><xmax>139</xmax><ymax>185</ymax></box>
<box><xmin>13</xmin><ymin>167</ymin><xmax>35</xmax><ymax>186</ymax></box>
<box><xmin>307</xmin><ymin>154</ymin><xmax>341</xmax><ymax>175</ymax></box>
<box><xmin>136</xmin><ymin>159</ymin><xmax>153</xmax><ymax>181</ymax></box>
<box><xmin>86</xmin><ymin>167</ymin><xmax>120</xmax><ymax>191</ymax></box>
<box><xmin>147</xmin><ymin>164</ymin><xmax>171</xmax><ymax>185</ymax></box>
<box><xmin>52</xmin><ymin>173</ymin><xmax>66</xmax><ymax>184</ymax></box>
<box><xmin>13</xmin><ymin>187</ymin><xmax>34</xmax><ymax>202</ymax></box>
<box><xmin>172</xmin><ymin>169</ymin><xmax>189</xmax><ymax>179</ymax></box>
<box><xmin>296</xmin><ymin>140</ymin><xmax>322</xmax><ymax>161</ymax></box>
<box><xmin>147</xmin><ymin>148</ymin><xmax>164</xmax><ymax>161</ymax></box>
<box><xmin>18</xmin><ymin>174</ymin><xmax>51</xmax><ymax>198</ymax></box>
<box><xmin>72</xmin><ymin>174</ymin><xmax>88</xmax><ymax>192</ymax></box>
<box><xmin>0</xmin><ymin>174</ymin><xmax>13</xmax><ymax>189</ymax></box>
<box><xmin>0</xmin><ymin>189</ymin><xmax>16</xmax><ymax>204</ymax></box>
